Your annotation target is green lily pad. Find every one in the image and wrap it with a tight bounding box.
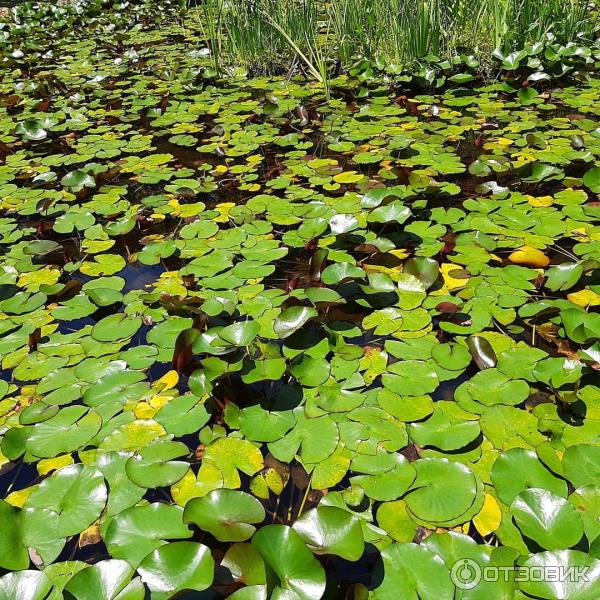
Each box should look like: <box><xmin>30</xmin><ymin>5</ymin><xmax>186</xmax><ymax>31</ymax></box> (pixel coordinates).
<box><xmin>252</xmin><ymin>525</ymin><xmax>326</xmax><ymax>600</ymax></box>
<box><xmin>16</xmin><ymin>118</ymin><xmax>49</xmax><ymax>141</ymax></box>
<box><xmin>383</xmin><ymin>361</ymin><xmax>439</xmax><ymax>396</ymax></box>
<box><xmin>138</xmin><ymin>542</ymin><xmax>214</xmax><ymax>598</ymax></box>
<box><xmin>61</xmin><ymin>169</ymin><xmax>96</xmax><ymax>191</ymax></box>
<box><xmin>563</xmin><ymin>444</ymin><xmax>600</xmax><ymax>488</ymax></box>
<box><xmin>274</xmin><ymin>306</ymin><xmax>318</xmax><ymax>338</ymax></box>
<box><xmin>511</xmin><ymin>488</ymin><xmax>584</xmax><ymax>550</ymax></box>
<box><xmin>583</xmin><ymin>166</ymin><xmax>600</xmax><ymax>193</ymax></box>
<box><xmin>0</xmin><ymin>571</ymin><xmax>56</xmax><ymax>600</ymax></box>
<box><xmin>183</xmin><ymin>489</ymin><xmax>265</xmax><ymax>542</ymax></box>
<box><xmin>456</xmin><ymin>368</ymin><xmax>529</xmax><ymax>407</ymax></box>
<box><xmin>409</xmin><ymin>403</ymin><xmax>481</xmax><ymax>451</ymax></box>
<box><xmin>404</xmin><ymin>458</ymin><xmax>479</xmax><ymax>525</ymax></box>
<box><xmin>293</xmin><ymin>506</ymin><xmax>365</xmax><ymax>561</ymax></box>
<box><xmin>219</xmin><ymin>320</ymin><xmax>261</xmax><ymax>346</ymax></box>
<box><xmin>64</xmin><ymin>560</ymin><xmax>144</xmax><ymax>600</ymax></box>
<box><xmin>0</xmin><ymin>501</ymin><xmax>64</xmax><ymax>571</ymax></box>
<box><xmin>491</xmin><ymin>448</ymin><xmax>568</xmax><ymax>505</ymax></box>
<box><xmin>91</xmin><ymin>314</ymin><xmax>141</xmax><ymax>342</ymax></box>
<box><xmin>105</xmin><ymin>503</ymin><xmax>192</xmax><ymax>567</ymax></box>
<box><xmin>125</xmin><ymin>440</ymin><xmax>189</xmax><ymax>488</ymax></box>
<box><xmin>23</xmin><ymin>406</ymin><xmax>102</xmax><ymax>459</ymax></box>
<box><xmin>374</xmin><ymin>542</ymin><xmax>454</xmax><ymax>600</ymax></box>
<box><xmin>518</xmin><ymin>550</ymin><xmax>600</xmax><ymax>600</ymax></box>
<box><xmin>25</xmin><ymin>465</ymin><xmax>107</xmax><ymax>537</ymax></box>
<box><xmin>350</xmin><ymin>457</ymin><xmax>417</xmax><ymax>502</ymax></box>
<box><xmin>221</xmin><ymin>543</ymin><xmax>267</xmax><ymax>586</ymax></box>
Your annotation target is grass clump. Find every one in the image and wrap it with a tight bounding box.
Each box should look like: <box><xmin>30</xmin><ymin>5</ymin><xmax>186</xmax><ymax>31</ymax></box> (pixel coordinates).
<box><xmin>195</xmin><ymin>0</ymin><xmax>598</xmax><ymax>79</ymax></box>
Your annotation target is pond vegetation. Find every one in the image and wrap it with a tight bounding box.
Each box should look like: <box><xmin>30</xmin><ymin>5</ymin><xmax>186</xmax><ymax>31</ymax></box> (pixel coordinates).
<box><xmin>0</xmin><ymin>0</ymin><xmax>599</xmax><ymax>598</ymax></box>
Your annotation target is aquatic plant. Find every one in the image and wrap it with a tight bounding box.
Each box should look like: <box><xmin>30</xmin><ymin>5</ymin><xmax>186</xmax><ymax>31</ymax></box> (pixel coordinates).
<box><xmin>203</xmin><ymin>0</ymin><xmax>599</xmax><ymax>81</ymax></box>
<box><xmin>0</xmin><ymin>1</ymin><xmax>598</xmax><ymax>599</ymax></box>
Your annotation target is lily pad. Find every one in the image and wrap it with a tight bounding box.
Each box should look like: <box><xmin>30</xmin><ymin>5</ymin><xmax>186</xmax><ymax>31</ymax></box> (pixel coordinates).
<box><xmin>293</xmin><ymin>506</ymin><xmax>365</xmax><ymax>561</ymax></box>
<box><xmin>374</xmin><ymin>542</ymin><xmax>454</xmax><ymax>599</ymax></box>
<box><xmin>183</xmin><ymin>489</ymin><xmax>265</xmax><ymax>542</ymax></box>
<box><xmin>252</xmin><ymin>525</ymin><xmax>326</xmax><ymax>600</ymax></box>
<box><xmin>25</xmin><ymin>465</ymin><xmax>107</xmax><ymax>537</ymax></box>
<box><xmin>64</xmin><ymin>560</ymin><xmax>144</xmax><ymax>600</ymax></box>
<box><xmin>138</xmin><ymin>542</ymin><xmax>214</xmax><ymax>597</ymax></box>
<box><xmin>404</xmin><ymin>458</ymin><xmax>480</xmax><ymax>525</ymax></box>
<box><xmin>511</xmin><ymin>488</ymin><xmax>584</xmax><ymax>550</ymax></box>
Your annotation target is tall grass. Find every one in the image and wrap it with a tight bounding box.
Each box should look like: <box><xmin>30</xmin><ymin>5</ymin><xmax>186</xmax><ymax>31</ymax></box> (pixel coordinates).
<box><xmin>327</xmin><ymin>0</ymin><xmax>491</xmax><ymax>66</ymax></box>
<box><xmin>197</xmin><ymin>0</ymin><xmax>224</xmax><ymax>73</ymax></box>
<box><xmin>493</xmin><ymin>0</ymin><xmax>597</xmax><ymax>48</ymax></box>
<box><xmin>207</xmin><ymin>0</ymin><xmax>323</xmax><ymax>75</ymax></box>
<box><xmin>196</xmin><ymin>0</ymin><xmax>598</xmax><ymax>80</ymax></box>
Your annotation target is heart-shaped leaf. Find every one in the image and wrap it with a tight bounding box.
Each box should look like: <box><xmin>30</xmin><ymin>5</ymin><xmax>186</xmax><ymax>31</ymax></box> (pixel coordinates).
<box><xmin>183</xmin><ymin>489</ymin><xmax>265</xmax><ymax>542</ymax></box>
<box><xmin>511</xmin><ymin>488</ymin><xmax>584</xmax><ymax>550</ymax></box>
<box><xmin>252</xmin><ymin>525</ymin><xmax>326</xmax><ymax>600</ymax></box>
<box><xmin>138</xmin><ymin>541</ymin><xmax>214</xmax><ymax>597</ymax></box>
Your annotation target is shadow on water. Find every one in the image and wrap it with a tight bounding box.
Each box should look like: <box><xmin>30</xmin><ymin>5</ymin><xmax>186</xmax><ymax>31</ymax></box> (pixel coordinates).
<box><xmin>119</xmin><ymin>262</ymin><xmax>166</xmax><ymax>293</ymax></box>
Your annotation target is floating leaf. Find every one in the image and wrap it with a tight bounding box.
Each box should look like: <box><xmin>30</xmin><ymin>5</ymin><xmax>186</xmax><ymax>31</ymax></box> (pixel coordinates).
<box><xmin>274</xmin><ymin>306</ymin><xmax>318</xmax><ymax>338</ymax></box>
<box><xmin>105</xmin><ymin>503</ymin><xmax>192</xmax><ymax>567</ymax></box>
<box><xmin>583</xmin><ymin>166</ymin><xmax>600</xmax><ymax>193</ymax></box>
<box><xmin>409</xmin><ymin>403</ymin><xmax>480</xmax><ymax>451</ymax></box>
<box><xmin>16</xmin><ymin>118</ymin><xmax>48</xmax><ymax>141</ymax></box>
<box><xmin>91</xmin><ymin>314</ymin><xmax>141</xmax><ymax>342</ymax></box>
<box><xmin>252</xmin><ymin>525</ymin><xmax>326</xmax><ymax>600</ymax></box>
<box><xmin>64</xmin><ymin>560</ymin><xmax>144</xmax><ymax>600</ymax></box>
<box><xmin>473</xmin><ymin>493</ymin><xmax>502</xmax><ymax>537</ymax></box>
<box><xmin>518</xmin><ymin>551</ymin><xmax>600</xmax><ymax>600</ymax></box>
<box><xmin>383</xmin><ymin>361</ymin><xmax>439</xmax><ymax>396</ymax></box>
<box><xmin>219</xmin><ymin>320</ymin><xmax>261</xmax><ymax>346</ymax></box>
<box><xmin>125</xmin><ymin>440</ymin><xmax>189</xmax><ymax>488</ymax></box>
<box><xmin>138</xmin><ymin>542</ymin><xmax>214</xmax><ymax>597</ymax></box>
<box><xmin>374</xmin><ymin>542</ymin><xmax>454</xmax><ymax>599</ymax></box>
<box><xmin>25</xmin><ymin>465</ymin><xmax>106</xmax><ymax>537</ymax></box>
<box><xmin>404</xmin><ymin>458</ymin><xmax>480</xmax><ymax>525</ymax></box>
<box><xmin>511</xmin><ymin>488</ymin><xmax>584</xmax><ymax>550</ymax></box>
<box><xmin>293</xmin><ymin>506</ymin><xmax>364</xmax><ymax>561</ymax></box>
<box><xmin>509</xmin><ymin>246</ymin><xmax>550</xmax><ymax>268</ymax></box>
<box><xmin>466</xmin><ymin>335</ymin><xmax>497</xmax><ymax>369</ymax></box>
<box><xmin>563</xmin><ymin>444</ymin><xmax>600</xmax><ymax>488</ymax></box>
<box><xmin>491</xmin><ymin>448</ymin><xmax>568</xmax><ymax>505</ymax></box>
<box><xmin>184</xmin><ymin>489</ymin><xmax>265</xmax><ymax>542</ymax></box>
<box><xmin>0</xmin><ymin>571</ymin><xmax>55</xmax><ymax>600</ymax></box>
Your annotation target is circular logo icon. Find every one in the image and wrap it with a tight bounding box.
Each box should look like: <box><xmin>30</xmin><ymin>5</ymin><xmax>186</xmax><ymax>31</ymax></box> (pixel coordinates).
<box><xmin>451</xmin><ymin>558</ymin><xmax>481</xmax><ymax>590</ymax></box>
